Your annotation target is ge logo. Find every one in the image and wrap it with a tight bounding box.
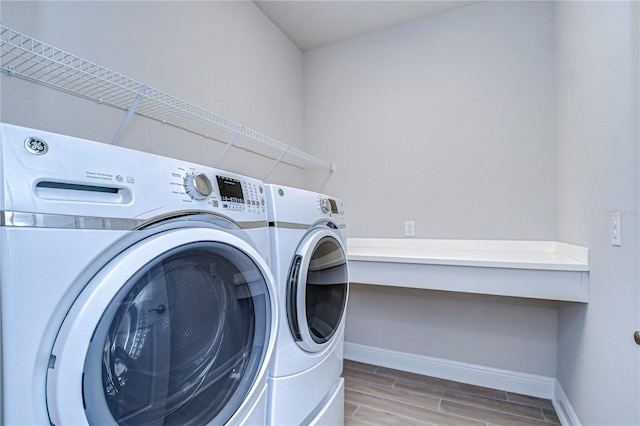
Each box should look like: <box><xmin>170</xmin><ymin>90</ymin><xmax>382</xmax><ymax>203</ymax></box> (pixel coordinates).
<box><xmin>116</xmin><ymin>175</ymin><xmax>123</xmax><ymax>182</ymax></box>
<box><xmin>24</xmin><ymin>137</ymin><xmax>48</xmax><ymax>155</ymax></box>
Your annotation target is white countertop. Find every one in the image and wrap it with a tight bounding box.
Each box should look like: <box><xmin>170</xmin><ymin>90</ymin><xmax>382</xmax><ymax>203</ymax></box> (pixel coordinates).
<box><xmin>347</xmin><ymin>238</ymin><xmax>589</xmax><ymax>272</ymax></box>
<box><xmin>346</xmin><ymin>238</ymin><xmax>589</xmax><ymax>302</ymax></box>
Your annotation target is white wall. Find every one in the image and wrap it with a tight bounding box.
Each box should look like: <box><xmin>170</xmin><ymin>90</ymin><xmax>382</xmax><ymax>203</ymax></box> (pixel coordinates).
<box><xmin>304</xmin><ymin>1</ymin><xmax>557</xmax><ymax>240</ymax></box>
<box><xmin>305</xmin><ymin>1</ymin><xmax>560</xmax><ymax>378</ymax></box>
<box><xmin>346</xmin><ymin>285</ymin><xmax>558</xmax><ymax>377</ymax></box>
<box><xmin>556</xmin><ymin>2</ymin><xmax>640</xmax><ymax>424</ymax></box>
<box><xmin>1</xmin><ymin>1</ymin><xmax>305</xmax><ymax>185</ymax></box>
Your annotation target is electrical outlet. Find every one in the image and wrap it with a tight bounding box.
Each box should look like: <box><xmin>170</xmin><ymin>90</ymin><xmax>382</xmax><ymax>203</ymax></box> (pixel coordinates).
<box><xmin>404</xmin><ymin>220</ymin><xmax>415</xmax><ymax>237</ymax></box>
<box><xmin>611</xmin><ymin>212</ymin><xmax>622</xmax><ymax>246</ymax></box>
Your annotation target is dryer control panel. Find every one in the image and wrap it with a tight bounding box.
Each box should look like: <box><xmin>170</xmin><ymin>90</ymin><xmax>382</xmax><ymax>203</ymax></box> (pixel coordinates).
<box><xmin>265</xmin><ymin>184</ymin><xmax>345</xmax><ymax>226</ymax></box>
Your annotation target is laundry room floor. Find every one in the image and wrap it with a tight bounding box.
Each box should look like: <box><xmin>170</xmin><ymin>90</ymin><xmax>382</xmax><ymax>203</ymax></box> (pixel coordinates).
<box><xmin>343</xmin><ymin>360</ymin><xmax>560</xmax><ymax>426</ymax></box>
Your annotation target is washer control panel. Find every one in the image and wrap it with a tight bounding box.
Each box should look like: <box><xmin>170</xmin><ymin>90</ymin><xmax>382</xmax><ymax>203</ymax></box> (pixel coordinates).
<box><xmin>170</xmin><ymin>166</ymin><xmax>265</xmax><ymax>215</ymax></box>
<box><xmin>216</xmin><ymin>175</ymin><xmax>264</xmax><ymax>212</ymax></box>
<box><xmin>316</xmin><ymin>195</ymin><xmax>343</xmax><ymax>216</ymax></box>
<box><xmin>184</xmin><ymin>172</ymin><xmax>213</xmax><ymax>200</ymax></box>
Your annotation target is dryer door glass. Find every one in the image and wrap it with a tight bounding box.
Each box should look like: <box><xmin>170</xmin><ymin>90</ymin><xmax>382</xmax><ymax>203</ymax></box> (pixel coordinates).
<box><xmin>288</xmin><ymin>233</ymin><xmax>348</xmax><ymax>351</ymax></box>
<box><xmin>82</xmin><ymin>242</ymin><xmax>270</xmax><ymax>426</ymax></box>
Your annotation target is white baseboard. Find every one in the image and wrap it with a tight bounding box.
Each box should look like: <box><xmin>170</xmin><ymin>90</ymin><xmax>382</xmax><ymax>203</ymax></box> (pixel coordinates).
<box><xmin>553</xmin><ymin>381</ymin><xmax>582</xmax><ymax>426</ymax></box>
<box><xmin>344</xmin><ymin>342</ymin><xmax>581</xmax><ymax>426</ymax></box>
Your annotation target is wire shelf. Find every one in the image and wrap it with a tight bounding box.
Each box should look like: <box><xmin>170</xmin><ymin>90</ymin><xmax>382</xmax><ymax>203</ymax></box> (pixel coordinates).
<box><xmin>0</xmin><ymin>25</ymin><xmax>335</xmax><ymax>176</ymax></box>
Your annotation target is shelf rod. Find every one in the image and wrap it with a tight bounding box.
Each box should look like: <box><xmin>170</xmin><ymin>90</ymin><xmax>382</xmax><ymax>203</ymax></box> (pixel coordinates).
<box><xmin>212</xmin><ymin>131</ymin><xmax>240</xmax><ymax>168</ymax></box>
<box><xmin>112</xmin><ymin>85</ymin><xmax>148</xmax><ymax>145</ymax></box>
<box><xmin>262</xmin><ymin>147</ymin><xmax>290</xmax><ymax>180</ymax></box>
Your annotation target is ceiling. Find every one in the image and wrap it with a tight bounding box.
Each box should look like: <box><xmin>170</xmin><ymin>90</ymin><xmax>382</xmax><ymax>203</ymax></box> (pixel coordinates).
<box><xmin>254</xmin><ymin>1</ymin><xmax>478</xmax><ymax>52</ymax></box>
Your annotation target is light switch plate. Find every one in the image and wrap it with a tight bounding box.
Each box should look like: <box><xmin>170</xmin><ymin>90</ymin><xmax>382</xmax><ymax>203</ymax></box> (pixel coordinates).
<box><xmin>611</xmin><ymin>211</ymin><xmax>622</xmax><ymax>246</ymax></box>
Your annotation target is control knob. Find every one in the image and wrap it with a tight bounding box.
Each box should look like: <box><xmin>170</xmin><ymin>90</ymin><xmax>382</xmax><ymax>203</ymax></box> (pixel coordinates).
<box><xmin>319</xmin><ymin>198</ymin><xmax>330</xmax><ymax>214</ymax></box>
<box><xmin>184</xmin><ymin>172</ymin><xmax>213</xmax><ymax>200</ymax></box>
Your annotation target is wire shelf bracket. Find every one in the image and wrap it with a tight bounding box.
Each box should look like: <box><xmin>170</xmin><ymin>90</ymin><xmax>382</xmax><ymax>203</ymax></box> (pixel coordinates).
<box><xmin>262</xmin><ymin>147</ymin><xmax>290</xmax><ymax>181</ymax></box>
<box><xmin>112</xmin><ymin>85</ymin><xmax>148</xmax><ymax>145</ymax></box>
<box><xmin>213</xmin><ymin>131</ymin><xmax>240</xmax><ymax>168</ymax></box>
<box><xmin>0</xmin><ymin>24</ymin><xmax>335</xmax><ymax>177</ymax></box>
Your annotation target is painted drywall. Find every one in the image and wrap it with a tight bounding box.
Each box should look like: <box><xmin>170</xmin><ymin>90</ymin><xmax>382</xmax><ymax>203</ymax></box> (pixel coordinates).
<box><xmin>0</xmin><ymin>1</ymin><xmax>306</xmax><ymax>185</ymax></box>
<box><xmin>305</xmin><ymin>1</ymin><xmax>560</xmax><ymax>379</ymax></box>
<box><xmin>346</xmin><ymin>285</ymin><xmax>558</xmax><ymax>377</ymax></box>
<box><xmin>303</xmin><ymin>1</ymin><xmax>557</xmax><ymax>240</ymax></box>
<box><xmin>556</xmin><ymin>2</ymin><xmax>640</xmax><ymax>424</ymax></box>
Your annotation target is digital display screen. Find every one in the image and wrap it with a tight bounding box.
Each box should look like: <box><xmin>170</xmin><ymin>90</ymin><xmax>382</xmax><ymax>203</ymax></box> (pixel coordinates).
<box><xmin>328</xmin><ymin>199</ymin><xmax>338</xmax><ymax>214</ymax></box>
<box><xmin>216</xmin><ymin>176</ymin><xmax>244</xmax><ymax>203</ymax></box>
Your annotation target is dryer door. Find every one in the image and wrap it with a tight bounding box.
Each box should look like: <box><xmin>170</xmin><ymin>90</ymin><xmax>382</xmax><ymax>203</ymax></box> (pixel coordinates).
<box><xmin>287</xmin><ymin>228</ymin><xmax>349</xmax><ymax>353</ymax></box>
<box><xmin>46</xmin><ymin>227</ymin><xmax>275</xmax><ymax>426</ymax></box>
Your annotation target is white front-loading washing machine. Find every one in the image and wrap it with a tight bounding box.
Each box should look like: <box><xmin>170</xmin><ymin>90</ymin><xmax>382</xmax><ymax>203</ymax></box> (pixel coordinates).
<box><xmin>0</xmin><ymin>123</ymin><xmax>277</xmax><ymax>425</ymax></box>
<box><xmin>265</xmin><ymin>184</ymin><xmax>349</xmax><ymax>426</ymax></box>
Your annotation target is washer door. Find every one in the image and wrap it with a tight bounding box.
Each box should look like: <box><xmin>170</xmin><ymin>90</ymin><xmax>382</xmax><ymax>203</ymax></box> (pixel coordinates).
<box><xmin>46</xmin><ymin>227</ymin><xmax>275</xmax><ymax>426</ymax></box>
<box><xmin>287</xmin><ymin>228</ymin><xmax>349</xmax><ymax>353</ymax></box>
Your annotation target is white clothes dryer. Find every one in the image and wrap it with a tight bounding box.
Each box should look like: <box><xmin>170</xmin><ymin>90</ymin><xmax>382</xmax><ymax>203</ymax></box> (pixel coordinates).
<box><xmin>0</xmin><ymin>123</ymin><xmax>277</xmax><ymax>425</ymax></box>
<box><xmin>265</xmin><ymin>185</ymin><xmax>349</xmax><ymax>426</ymax></box>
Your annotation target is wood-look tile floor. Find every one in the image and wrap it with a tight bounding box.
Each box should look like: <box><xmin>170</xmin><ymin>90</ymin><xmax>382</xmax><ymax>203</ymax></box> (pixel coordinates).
<box><xmin>343</xmin><ymin>360</ymin><xmax>561</xmax><ymax>426</ymax></box>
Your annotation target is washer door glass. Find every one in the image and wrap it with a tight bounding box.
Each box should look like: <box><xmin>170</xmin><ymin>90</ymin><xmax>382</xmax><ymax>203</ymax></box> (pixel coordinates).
<box><xmin>288</xmin><ymin>231</ymin><xmax>348</xmax><ymax>352</ymax></box>
<box><xmin>85</xmin><ymin>242</ymin><xmax>266</xmax><ymax>425</ymax></box>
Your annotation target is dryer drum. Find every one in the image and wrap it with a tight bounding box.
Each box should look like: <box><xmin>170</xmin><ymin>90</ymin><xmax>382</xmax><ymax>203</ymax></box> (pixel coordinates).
<box><xmin>287</xmin><ymin>236</ymin><xmax>348</xmax><ymax>348</ymax></box>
